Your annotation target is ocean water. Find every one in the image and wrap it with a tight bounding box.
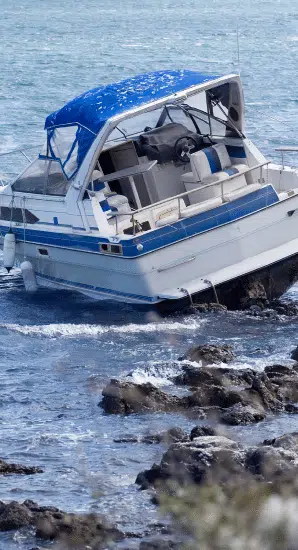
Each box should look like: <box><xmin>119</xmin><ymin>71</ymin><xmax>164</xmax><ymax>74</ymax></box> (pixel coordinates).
<box><xmin>1</xmin><ymin>0</ymin><xmax>298</xmax><ymax>548</ymax></box>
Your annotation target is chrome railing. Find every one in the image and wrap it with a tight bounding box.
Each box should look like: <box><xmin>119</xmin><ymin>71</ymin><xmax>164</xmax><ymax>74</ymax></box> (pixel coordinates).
<box><xmin>110</xmin><ymin>160</ymin><xmax>270</xmax><ymax>236</ymax></box>
<box><xmin>0</xmin><ymin>144</ymin><xmax>41</xmax><ymax>186</ymax></box>
<box><xmin>275</xmin><ymin>147</ymin><xmax>298</xmax><ymax>169</ymax></box>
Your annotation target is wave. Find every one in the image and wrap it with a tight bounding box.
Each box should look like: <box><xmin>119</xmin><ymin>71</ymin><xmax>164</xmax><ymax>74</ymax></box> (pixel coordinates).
<box><xmin>0</xmin><ymin>318</ymin><xmax>204</xmax><ymax>338</ymax></box>
<box><xmin>126</xmin><ymin>360</ymin><xmax>183</xmax><ymax>386</ymax></box>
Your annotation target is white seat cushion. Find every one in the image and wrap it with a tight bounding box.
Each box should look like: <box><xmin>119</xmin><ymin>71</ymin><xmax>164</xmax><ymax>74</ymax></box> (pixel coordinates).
<box><xmin>223</xmin><ymin>183</ymin><xmax>262</xmax><ymax>202</ymax></box>
<box><xmin>190</xmin><ymin>143</ymin><xmax>231</xmax><ymax>181</ymax></box>
<box><xmin>181</xmin><ymin>197</ymin><xmax>223</xmax><ymax>217</ymax></box>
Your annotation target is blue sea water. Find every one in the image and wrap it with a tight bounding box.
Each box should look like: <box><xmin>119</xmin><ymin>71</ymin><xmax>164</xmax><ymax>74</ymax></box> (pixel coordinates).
<box><xmin>1</xmin><ymin>0</ymin><xmax>298</xmax><ymax>547</ymax></box>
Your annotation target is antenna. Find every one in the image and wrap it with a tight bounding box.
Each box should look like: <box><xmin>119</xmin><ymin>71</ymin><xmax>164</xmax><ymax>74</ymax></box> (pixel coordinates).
<box><xmin>236</xmin><ymin>25</ymin><xmax>241</xmax><ymax>75</ymax></box>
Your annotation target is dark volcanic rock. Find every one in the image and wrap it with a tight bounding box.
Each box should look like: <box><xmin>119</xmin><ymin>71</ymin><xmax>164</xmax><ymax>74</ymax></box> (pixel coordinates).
<box><xmin>136</xmin><ymin>436</ymin><xmax>245</xmax><ymax>489</ymax></box>
<box><xmin>262</xmin><ymin>432</ymin><xmax>298</xmax><ymax>450</ymax></box>
<box><xmin>0</xmin><ymin>460</ymin><xmax>43</xmax><ymax>475</ymax></box>
<box><xmin>245</xmin><ymin>446</ymin><xmax>298</xmax><ymax>479</ymax></box>
<box><xmin>174</xmin><ymin>365</ymin><xmax>254</xmax><ymax>387</ymax></box>
<box><xmin>291</xmin><ymin>346</ymin><xmax>298</xmax><ymax>362</ymax></box>
<box><xmin>220</xmin><ymin>404</ymin><xmax>265</xmax><ymax>425</ymax></box>
<box><xmin>100</xmin><ymin>379</ymin><xmax>182</xmax><ymax>414</ymax></box>
<box><xmin>136</xmin><ymin>431</ymin><xmax>298</xmax><ymax>491</ymax></box>
<box><xmin>193</xmin><ymin>303</ymin><xmax>227</xmax><ymax>314</ymax></box>
<box><xmin>0</xmin><ymin>500</ymin><xmax>123</xmax><ymax>547</ymax></box>
<box><xmin>190</xmin><ymin>425</ymin><xmax>218</xmax><ymax>440</ymax></box>
<box><xmin>0</xmin><ymin>501</ymin><xmax>33</xmax><ymax>531</ymax></box>
<box><xmin>179</xmin><ymin>344</ymin><xmax>235</xmax><ymax>365</ymax></box>
<box><xmin>187</xmin><ymin>385</ymin><xmax>245</xmax><ymax>409</ymax></box>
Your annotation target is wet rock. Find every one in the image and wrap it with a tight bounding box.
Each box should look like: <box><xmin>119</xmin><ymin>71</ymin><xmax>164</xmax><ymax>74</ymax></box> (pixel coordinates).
<box><xmin>0</xmin><ymin>501</ymin><xmax>33</xmax><ymax>531</ymax></box>
<box><xmin>114</xmin><ymin>428</ymin><xmax>188</xmax><ymax>445</ymax></box>
<box><xmin>190</xmin><ymin>425</ymin><xmax>218</xmax><ymax>440</ymax></box>
<box><xmin>174</xmin><ymin>365</ymin><xmax>254</xmax><ymax>387</ymax></box>
<box><xmin>250</xmin><ymin>372</ymin><xmax>284</xmax><ymax>412</ymax></box>
<box><xmin>264</xmin><ymin>364</ymin><xmax>294</xmax><ymax>377</ymax></box>
<box><xmin>179</xmin><ymin>344</ymin><xmax>235</xmax><ymax>365</ymax></box>
<box><xmin>0</xmin><ymin>459</ymin><xmax>43</xmax><ymax>475</ymax></box>
<box><xmin>0</xmin><ymin>500</ymin><xmax>123</xmax><ymax>546</ymax></box>
<box><xmin>262</xmin><ymin>432</ymin><xmax>298</xmax><ymax>450</ymax></box>
<box><xmin>100</xmin><ymin>379</ymin><xmax>182</xmax><ymax>414</ymax></box>
<box><xmin>291</xmin><ymin>345</ymin><xmax>298</xmax><ymax>362</ymax></box>
<box><xmin>139</xmin><ymin>541</ymin><xmax>180</xmax><ymax>550</ymax></box>
<box><xmin>270</xmin><ymin>300</ymin><xmax>298</xmax><ymax>316</ymax></box>
<box><xmin>187</xmin><ymin>385</ymin><xmax>245</xmax><ymax>409</ymax></box>
<box><xmin>240</xmin><ymin>280</ymin><xmax>268</xmax><ymax>309</ymax></box>
<box><xmin>193</xmin><ymin>303</ymin><xmax>227</xmax><ymax>314</ymax></box>
<box><xmin>136</xmin><ymin>436</ymin><xmax>245</xmax><ymax>489</ymax></box>
<box><xmin>245</xmin><ymin>446</ymin><xmax>298</xmax><ymax>480</ymax></box>
<box><xmin>220</xmin><ymin>403</ymin><xmax>265</xmax><ymax>425</ymax></box>
<box><xmin>137</xmin><ymin>431</ymin><xmax>298</xmax><ymax>491</ymax></box>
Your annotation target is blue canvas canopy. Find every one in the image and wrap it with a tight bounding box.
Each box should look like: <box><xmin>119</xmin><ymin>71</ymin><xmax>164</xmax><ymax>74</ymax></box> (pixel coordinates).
<box><xmin>43</xmin><ymin>70</ymin><xmax>220</xmax><ymax>180</ymax></box>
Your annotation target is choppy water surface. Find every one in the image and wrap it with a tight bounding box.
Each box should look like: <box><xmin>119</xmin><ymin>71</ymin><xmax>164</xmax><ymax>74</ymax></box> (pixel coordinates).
<box><xmin>1</xmin><ymin>0</ymin><xmax>298</xmax><ymax>547</ymax></box>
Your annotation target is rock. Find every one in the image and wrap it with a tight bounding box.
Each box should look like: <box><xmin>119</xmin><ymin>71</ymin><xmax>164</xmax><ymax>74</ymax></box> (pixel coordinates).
<box><xmin>190</xmin><ymin>425</ymin><xmax>218</xmax><ymax>440</ymax></box>
<box><xmin>0</xmin><ymin>501</ymin><xmax>33</xmax><ymax>531</ymax></box>
<box><xmin>291</xmin><ymin>345</ymin><xmax>298</xmax><ymax>362</ymax></box>
<box><xmin>139</xmin><ymin>541</ymin><xmax>180</xmax><ymax>550</ymax></box>
<box><xmin>250</xmin><ymin>372</ymin><xmax>284</xmax><ymax>412</ymax></box>
<box><xmin>245</xmin><ymin>446</ymin><xmax>298</xmax><ymax>480</ymax></box>
<box><xmin>270</xmin><ymin>300</ymin><xmax>298</xmax><ymax>316</ymax></box>
<box><xmin>240</xmin><ymin>280</ymin><xmax>268</xmax><ymax>309</ymax></box>
<box><xmin>114</xmin><ymin>428</ymin><xmax>188</xmax><ymax>445</ymax></box>
<box><xmin>0</xmin><ymin>459</ymin><xmax>43</xmax><ymax>475</ymax></box>
<box><xmin>136</xmin><ymin>430</ymin><xmax>298</xmax><ymax>491</ymax></box>
<box><xmin>187</xmin><ymin>385</ymin><xmax>245</xmax><ymax>409</ymax></box>
<box><xmin>193</xmin><ymin>303</ymin><xmax>227</xmax><ymax>314</ymax></box>
<box><xmin>100</xmin><ymin>379</ymin><xmax>182</xmax><ymax>414</ymax></box>
<box><xmin>136</xmin><ymin>436</ymin><xmax>245</xmax><ymax>488</ymax></box>
<box><xmin>262</xmin><ymin>432</ymin><xmax>298</xmax><ymax>450</ymax></box>
<box><xmin>0</xmin><ymin>500</ymin><xmax>123</xmax><ymax>547</ymax></box>
<box><xmin>264</xmin><ymin>364</ymin><xmax>294</xmax><ymax>377</ymax></box>
<box><xmin>174</xmin><ymin>365</ymin><xmax>254</xmax><ymax>387</ymax></box>
<box><xmin>220</xmin><ymin>403</ymin><xmax>265</xmax><ymax>425</ymax></box>
<box><xmin>179</xmin><ymin>344</ymin><xmax>235</xmax><ymax>365</ymax></box>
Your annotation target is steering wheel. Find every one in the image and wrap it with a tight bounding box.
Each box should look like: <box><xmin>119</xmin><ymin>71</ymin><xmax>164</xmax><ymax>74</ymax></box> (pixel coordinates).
<box><xmin>174</xmin><ymin>136</ymin><xmax>200</xmax><ymax>163</ymax></box>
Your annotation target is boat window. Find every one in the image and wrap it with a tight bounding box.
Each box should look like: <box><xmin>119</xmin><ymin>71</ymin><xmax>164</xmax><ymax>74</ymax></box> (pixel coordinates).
<box><xmin>12</xmin><ymin>158</ymin><xmax>70</xmax><ymax>196</ymax></box>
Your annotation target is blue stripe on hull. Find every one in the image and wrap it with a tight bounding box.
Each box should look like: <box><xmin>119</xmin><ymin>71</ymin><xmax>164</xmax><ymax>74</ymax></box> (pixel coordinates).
<box><xmin>0</xmin><ymin>186</ymin><xmax>279</xmax><ymax>258</ymax></box>
<box><xmin>35</xmin><ymin>272</ymin><xmax>156</xmax><ymax>302</ymax></box>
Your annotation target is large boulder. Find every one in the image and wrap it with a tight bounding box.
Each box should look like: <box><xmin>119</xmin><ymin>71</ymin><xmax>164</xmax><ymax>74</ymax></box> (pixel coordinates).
<box><xmin>220</xmin><ymin>403</ymin><xmax>265</xmax><ymax>425</ymax></box>
<box><xmin>0</xmin><ymin>500</ymin><xmax>123</xmax><ymax>547</ymax></box>
<box><xmin>174</xmin><ymin>365</ymin><xmax>254</xmax><ymax>387</ymax></box>
<box><xmin>136</xmin><ymin>431</ymin><xmax>298</xmax><ymax>491</ymax></box>
<box><xmin>179</xmin><ymin>344</ymin><xmax>235</xmax><ymax>366</ymax></box>
<box><xmin>100</xmin><ymin>379</ymin><xmax>182</xmax><ymax>414</ymax></box>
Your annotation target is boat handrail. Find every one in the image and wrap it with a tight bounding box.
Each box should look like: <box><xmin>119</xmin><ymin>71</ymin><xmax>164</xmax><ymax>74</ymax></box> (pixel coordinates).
<box><xmin>275</xmin><ymin>147</ymin><xmax>298</xmax><ymax>169</ymax></box>
<box><xmin>110</xmin><ymin>160</ymin><xmax>270</xmax><ymax>235</ymax></box>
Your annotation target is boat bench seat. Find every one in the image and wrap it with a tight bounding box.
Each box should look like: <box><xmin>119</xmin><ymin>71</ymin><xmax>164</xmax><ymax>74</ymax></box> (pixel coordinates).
<box><xmin>223</xmin><ymin>183</ymin><xmax>262</xmax><ymax>202</ymax></box>
<box><xmin>153</xmin><ymin>199</ymin><xmax>186</xmax><ymax>227</ymax></box>
<box><xmin>181</xmin><ymin>143</ymin><xmax>249</xmax><ymax>204</ymax></box>
<box><xmin>180</xmin><ymin>197</ymin><xmax>222</xmax><ymax>218</ymax></box>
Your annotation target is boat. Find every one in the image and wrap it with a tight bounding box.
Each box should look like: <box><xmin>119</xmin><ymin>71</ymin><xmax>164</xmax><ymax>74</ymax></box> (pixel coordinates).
<box><xmin>1</xmin><ymin>69</ymin><xmax>298</xmax><ymax>310</ymax></box>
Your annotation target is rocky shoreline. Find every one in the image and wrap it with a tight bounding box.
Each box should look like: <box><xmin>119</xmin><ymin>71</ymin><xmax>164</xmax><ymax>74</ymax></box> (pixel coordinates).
<box><xmin>2</xmin><ymin>303</ymin><xmax>298</xmax><ymax>549</ymax></box>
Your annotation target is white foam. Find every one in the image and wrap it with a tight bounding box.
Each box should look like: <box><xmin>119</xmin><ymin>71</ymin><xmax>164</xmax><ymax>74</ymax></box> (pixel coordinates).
<box><xmin>1</xmin><ymin>317</ymin><xmax>204</xmax><ymax>338</ymax></box>
<box><xmin>127</xmin><ymin>360</ymin><xmax>183</xmax><ymax>386</ymax></box>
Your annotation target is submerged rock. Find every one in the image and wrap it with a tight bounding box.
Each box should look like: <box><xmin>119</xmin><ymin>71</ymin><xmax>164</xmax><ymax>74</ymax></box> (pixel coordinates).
<box><xmin>114</xmin><ymin>428</ymin><xmax>188</xmax><ymax>445</ymax></box>
<box><xmin>100</xmin><ymin>379</ymin><xmax>182</xmax><ymax>414</ymax></box>
<box><xmin>178</xmin><ymin>344</ymin><xmax>235</xmax><ymax>366</ymax></box>
<box><xmin>0</xmin><ymin>460</ymin><xmax>43</xmax><ymax>475</ymax></box>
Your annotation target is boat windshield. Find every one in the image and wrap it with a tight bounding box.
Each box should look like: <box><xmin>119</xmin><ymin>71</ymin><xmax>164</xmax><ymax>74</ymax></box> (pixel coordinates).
<box><xmin>103</xmin><ymin>88</ymin><xmax>243</xmax><ymax>150</ymax></box>
<box><xmin>12</xmin><ymin>157</ymin><xmax>70</xmax><ymax>196</ymax></box>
